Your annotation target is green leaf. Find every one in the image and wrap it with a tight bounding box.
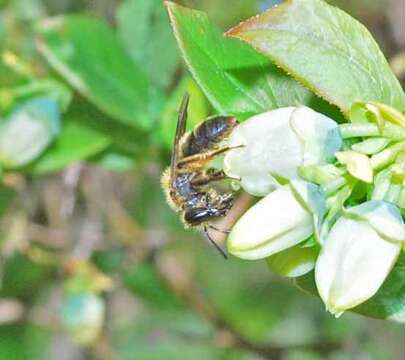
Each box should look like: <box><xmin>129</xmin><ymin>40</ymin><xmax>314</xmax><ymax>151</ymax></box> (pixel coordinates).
<box><xmin>54</xmin><ymin>98</ymin><xmax>148</xmax><ymax>161</ymax></box>
<box><xmin>116</xmin><ymin>0</ymin><xmax>179</xmax><ymax>90</ymax></box>
<box><xmin>37</xmin><ymin>15</ymin><xmax>161</xmax><ymax>130</ymax></box>
<box><xmin>226</xmin><ymin>0</ymin><xmax>405</xmax><ymax>116</ymax></box>
<box><xmin>166</xmin><ymin>1</ymin><xmax>325</xmax><ymax>120</ymax></box>
<box><xmin>0</xmin><ymin>96</ymin><xmax>60</xmax><ymax>168</ymax></box>
<box><xmin>295</xmin><ymin>253</ymin><xmax>405</xmax><ymax>320</ymax></box>
<box><xmin>30</xmin><ymin>115</ymin><xmax>111</xmax><ymax>174</ymax></box>
<box><xmin>95</xmin><ymin>152</ymin><xmax>136</xmax><ymax>172</ymax></box>
<box><xmin>124</xmin><ymin>262</ymin><xmax>183</xmax><ymax>309</ymax></box>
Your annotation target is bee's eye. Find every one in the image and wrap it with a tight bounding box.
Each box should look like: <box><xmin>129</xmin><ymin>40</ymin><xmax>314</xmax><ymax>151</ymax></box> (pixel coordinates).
<box><xmin>184</xmin><ymin>208</ymin><xmax>212</xmax><ymax>225</ymax></box>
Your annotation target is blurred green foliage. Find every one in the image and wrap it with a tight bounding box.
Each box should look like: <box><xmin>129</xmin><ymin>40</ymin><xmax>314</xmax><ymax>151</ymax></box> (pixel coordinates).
<box><xmin>0</xmin><ymin>0</ymin><xmax>404</xmax><ymax>359</ymax></box>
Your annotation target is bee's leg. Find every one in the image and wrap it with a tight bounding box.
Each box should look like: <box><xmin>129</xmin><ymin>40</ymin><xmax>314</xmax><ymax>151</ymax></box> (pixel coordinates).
<box><xmin>208</xmin><ymin>224</ymin><xmax>231</xmax><ymax>234</ymax></box>
<box><xmin>203</xmin><ymin>225</ymin><xmax>228</xmax><ymax>259</ymax></box>
<box><xmin>177</xmin><ymin>145</ymin><xmax>244</xmax><ymax>168</ymax></box>
<box><xmin>190</xmin><ymin>170</ymin><xmax>227</xmax><ymax>187</ymax></box>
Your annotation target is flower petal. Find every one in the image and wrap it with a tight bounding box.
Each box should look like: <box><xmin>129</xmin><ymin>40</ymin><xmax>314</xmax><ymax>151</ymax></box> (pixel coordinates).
<box><xmin>290</xmin><ymin>106</ymin><xmax>342</xmax><ymax>165</ymax></box>
<box><xmin>224</xmin><ymin>107</ymin><xmax>302</xmax><ymax>196</ymax></box>
<box><xmin>315</xmin><ymin>202</ymin><xmax>403</xmax><ymax>316</ymax></box>
<box><xmin>344</xmin><ymin>200</ymin><xmax>405</xmax><ymax>243</ymax></box>
<box><xmin>227</xmin><ymin>184</ymin><xmax>313</xmax><ymax>260</ymax></box>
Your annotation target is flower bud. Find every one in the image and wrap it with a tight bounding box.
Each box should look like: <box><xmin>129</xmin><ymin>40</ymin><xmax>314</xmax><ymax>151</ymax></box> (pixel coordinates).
<box><xmin>315</xmin><ymin>201</ymin><xmax>405</xmax><ymax>316</ymax></box>
<box><xmin>59</xmin><ymin>294</ymin><xmax>105</xmax><ymax>345</ymax></box>
<box><xmin>224</xmin><ymin>106</ymin><xmax>342</xmax><ymax>196</ymax></box>
<box><xmin>0</xmin><ymin>97</ymin><xmax>59</xmax><ymax>167</ymax></box>
<box><xmin>227</xmin><ymin>180</ymin><xmax>325</xmax><ymax>260</ymax></box>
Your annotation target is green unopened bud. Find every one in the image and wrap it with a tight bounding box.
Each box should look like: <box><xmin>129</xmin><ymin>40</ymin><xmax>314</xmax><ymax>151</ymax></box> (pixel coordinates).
<box><xmin>351</xmin><ymin>137</ymin><xmax>390</xmax><ymax>155</ymax></box>
<box><xmin>336</xmin><ymin>151</ymin><xmax>373</xmax><ymax>183</ymax></box>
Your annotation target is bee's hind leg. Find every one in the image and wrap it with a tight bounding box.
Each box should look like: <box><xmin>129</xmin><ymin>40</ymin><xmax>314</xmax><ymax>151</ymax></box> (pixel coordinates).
<box><xmin>177</xmin><ymin>145</ymin><xmax>244</xmax><ymax>168</ymax></box>
<box><xmin>190</xmin><ymin>169</ymin><xmax>228</xmax><ymax>187</ymax></box>
<box><xmin>208</xmin><ymin>224</ymin><xmax>231</xmax><ymax>234</ymax></box>
<box><xmin>203</xmin><ymin>225</ymin><xmax>228</xmax><ymax>259</ymax></box>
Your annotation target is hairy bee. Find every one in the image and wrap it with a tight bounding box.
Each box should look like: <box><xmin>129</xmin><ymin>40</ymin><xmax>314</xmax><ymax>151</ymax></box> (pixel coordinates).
<box><xmin>161</xmin><ymin>94</ymin><xmax>239</xmax><ymax>258</ymax></box>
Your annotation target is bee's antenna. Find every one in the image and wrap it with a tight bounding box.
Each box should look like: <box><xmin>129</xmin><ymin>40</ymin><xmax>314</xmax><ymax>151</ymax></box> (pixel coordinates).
<box><xmin>204</xmin><ymin>226</ymin><xmax>228</xmax><ymax>259</ymax></box>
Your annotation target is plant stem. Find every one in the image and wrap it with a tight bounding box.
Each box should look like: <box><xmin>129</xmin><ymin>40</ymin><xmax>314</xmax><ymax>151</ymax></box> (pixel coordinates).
<box><xmin>339</xmin><ymin>123</ymin><xmax>380</xmax><ymax>138</ymax></box>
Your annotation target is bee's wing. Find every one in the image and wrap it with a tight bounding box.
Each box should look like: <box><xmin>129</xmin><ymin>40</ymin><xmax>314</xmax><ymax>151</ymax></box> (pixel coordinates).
<box><xmin>170</xmin><ymin>93</ymin><xmax>190</xmax><ymax>186</ymax></box>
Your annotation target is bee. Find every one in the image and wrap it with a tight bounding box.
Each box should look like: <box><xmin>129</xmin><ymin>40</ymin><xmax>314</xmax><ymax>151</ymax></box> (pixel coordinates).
<box><xmin>161</xmin><ymin>93</ymin><xmax>239</xmax><ymax>258</ymax></box>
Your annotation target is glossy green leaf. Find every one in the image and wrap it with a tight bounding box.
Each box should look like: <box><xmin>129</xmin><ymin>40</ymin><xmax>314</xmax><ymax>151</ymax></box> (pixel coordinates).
<box><xmin>295</xmin><ymin>253</ymin><xmax>405</xmax><ymax>320</ymax></box>
<box><xmin>226</xmin><ymin>0</ymin><xmax>405</xmax><ymax>116</ymax></box>
<box><xmin>37</xmin><ymin>15</ymin><xmax>160</xmax><ymax>130</ymax></box>
<box><xmin>31</xmin><ymin>116</ymin><xmax>111</xmax><ymax>174</ymax></box>
<box><xmin>166</xmin><ymin>2</ymin><xmax>324</xmax><ymax>120</ymax></box>
<box><xmin>116</xmin><ymin>0</ymin><xmax>179</xmax><ymax>90</ymax></box>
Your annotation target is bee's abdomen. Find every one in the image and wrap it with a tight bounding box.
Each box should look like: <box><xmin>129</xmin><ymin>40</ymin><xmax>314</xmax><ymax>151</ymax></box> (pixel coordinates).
<box><xmin>183</xmin><ymin>116</ymin><xmax>237</xmax><ymax>156</ymax></box>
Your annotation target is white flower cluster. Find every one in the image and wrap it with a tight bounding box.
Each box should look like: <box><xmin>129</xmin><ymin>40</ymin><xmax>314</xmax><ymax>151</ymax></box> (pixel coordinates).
<box><xmin>224</xmin><ymin>103</ymin><xmax>405</xmax><ymax>317</ymax></box>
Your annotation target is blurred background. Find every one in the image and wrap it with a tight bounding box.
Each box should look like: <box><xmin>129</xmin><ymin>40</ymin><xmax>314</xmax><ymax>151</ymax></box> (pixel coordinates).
<box><xmin>0</xmin><ymin>0</ymin><xmax>404</xmax><ymax>359</ymax></box>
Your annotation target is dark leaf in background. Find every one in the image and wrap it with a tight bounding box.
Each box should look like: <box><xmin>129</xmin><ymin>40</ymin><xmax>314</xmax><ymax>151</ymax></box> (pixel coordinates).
<box><xmin>0</xmin><ymin>181</ymin><xmax>15</xmax><ymax>218</ymax></box>
<box><xmin>116</xmin><ymin>0</ymin><xmax>180</xmax><ymax>91</ymax></box>
<box><xmin>37</xmin><ymin>16</ymin><xmax>163</xmax><ymax>130</ymax></box>
<box><xmin>0</xmin><ymin>254</ymin><xmax>53</xmax><ymax>298</ymax></box>
<box><xmin>51</xmin><ymin>98</ymin><xmax>148</xmax><ymax>165</ymax></box>
<box><xmin>30</xmin><ymin>115</ymin><xmax>110</xmax><ymax>174</ymax></box>
<box><xmin>124</xmin><ymin>262</ymin><xmax>183</xmax><ymax>309</ymax></box>
<box><xmin>0</xmin><ymin>324</ymin><xmax>49</xmax><ymax>360</ymax></box>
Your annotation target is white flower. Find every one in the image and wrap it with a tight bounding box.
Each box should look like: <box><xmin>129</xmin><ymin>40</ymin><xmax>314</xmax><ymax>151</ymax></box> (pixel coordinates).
<box><xmin>315</xmin><ymin>201</ymin><xmax>405</xmax><ymax>317</ymax></box>
<box><xmin>0</xmin><ymin>97</ymin><xmax>59</xmax><ymax>167</ymax></box>
<box><xmin>224</xmin><ymin>106</ymin><xmax>342</xmax><ymax>196</ymax></box>
<box><xmin>227</xmin><ymin>180</ymin><xmax>325</xmax><ymax>260</ymax></box>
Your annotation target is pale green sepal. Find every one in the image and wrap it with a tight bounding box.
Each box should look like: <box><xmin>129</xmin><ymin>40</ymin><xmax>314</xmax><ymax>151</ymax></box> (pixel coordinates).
<box><xmin>371</xmin><ymin>141</ymin><xmax>405</xmax><ymax>170</ymax></box>
<box><xmin>351</xmin><ymin>137</ymin><xmax>390</xmax><ymax>155</ymax></box>
<box><xmin>290</xmin><ymin>106</ymin><xmax>342</xmax><ymax>165</ymax></box>
<box><xmin>385</xmin><ymin>183</ymin><xmax>401</xmax><ymax>203</ymax></box>
<box><xmin>350</xmin><ymin>101</ymin><xmax>405</xmax><ymax>130</ymax></box>
<box><xmin>392</xmin><ymin>151</ymin><xmax>405</xmax><ymax>182</ymax></box>
<box><xmin>398</xmin><ymin>187</ymin><xmax>405</xmax><ymax>209</ymax></box>
<box><xmin>372</xmin><ymin>168</ymin><xmax>392</xmax><ymax>200</ymax></box>
<box><xmin>336</xmin><ymin>150</ymin><xmax>373</xmax><ymax>183</ymax></box>
<box><xmin>298</xmin><ymin>164</ymin><xmax>343</xmax><ymax>186</ymax></box>
<box><xmin>290</xmin><ymin>180</ymin><xmax>326</xmax><ymax>243</ymax></box>
<box><xmin>227</xmin><ymin>184</ymin><xmax>314</xmax><ymax>260</ymax></box>
<box><xmin>266</xmin><ymin>244</ymin><xmax>318</xmax><ymax>278</ymax></box>
<box><xmin>344</xmin><ymin>201</ymin><xmax>405</xmax><ymax>243</ymax></box>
